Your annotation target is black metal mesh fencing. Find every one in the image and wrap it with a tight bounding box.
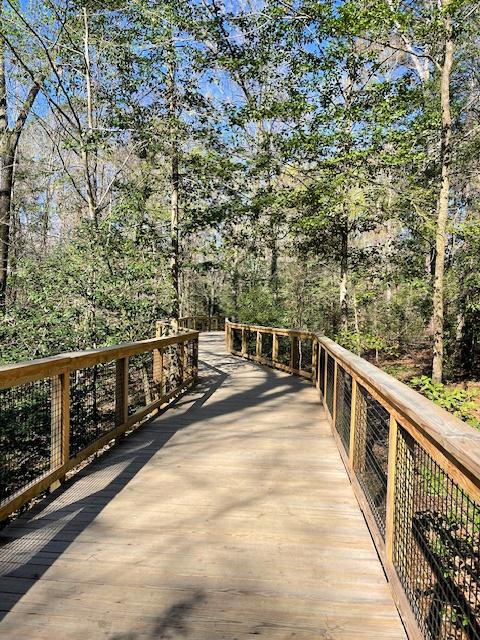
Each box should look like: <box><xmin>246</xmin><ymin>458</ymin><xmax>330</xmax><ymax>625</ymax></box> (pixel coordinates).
<box><xmin>299</xmin><ymin>339</ymin><xmax>313</xmax><ymax>373</ymax></box>
<box><xmin>262</xmin><ymin>333</ymin><xmax>273</xmax><ymax>361</ymax></box>
<box><xmin>185</xmin><ymin>339</ymin><xmax>197</xmax><ymax>380</ymax></box>
<box><xmin>326</xmin><ymin>354</ymin><xmax>335</xmax><ymax>415</ymax></box>
<box><xmin>162</xmin><ymin>344</ymin><xmax>182</xmax><ymax>395</ymax></box>
<box><xmin>129</xmin><ymin>352</ymin><xmax>159</xmax><ymax>416</ymax></box>
<box><xmin>0</xmin><ymin>378</ymin><xmax>60</xmax><ymax>506</ymax></box>
<box><xmin>70</xmin><ymin>363</ymin><xmax>116</xmax><ymax>457</ymax></box>
<box><xmin>353</xmin><ymin>384</ymin><xmax>390</xmax><ymax>538</ymax></box>
<box><xmin>393</xmin><ymin>428</ymin><xmax>480</xmax><ymax>640</ymax></box>
<box><xmin>319</xmin><ymin>347</ymin><xmax>326</xmax><ymax>395</ymax></box>
<box><xmin>277</xmin><ymin>335</ymin><xmax>291</xmax><ymax>365</ymax></box>
<box><xmin>232</xmin><ymin>329</ymin><xmax>242</xmax><ymax>352</ymax></box>
<box><xmin>246</xmin><ymin>330</ymin><xmax>257</xmax><ymax>356</ymax></box>
<box><xmin>335</xmin><ymin>366</ymin><xmax>352</xmax><ymax>454</ymax></box>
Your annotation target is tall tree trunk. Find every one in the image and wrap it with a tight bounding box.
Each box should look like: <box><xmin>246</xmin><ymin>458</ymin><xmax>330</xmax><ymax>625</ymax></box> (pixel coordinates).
<box><xmin>167</xmin><ymin>40</ymin><xmax>180</xmax><ymax>324</ymax></box>
<box><xmin>0</xmin><ymin>143</ymin><xmax>14</xmax><ymax>311</ymax></box>
<box><xmin>82</xmin><ymin>7</ymin><xmax>98</xmax><ymax>225</ymax></box>
<box><xmin>340</xmin><ymin>221</ymin><xmax>348</xmax><ymax>329</ymax></box>
<box><xmin>0</xmin><ymin>29</ymin><xmax>10</xmax><ymax>312</ymax></box>
<box><xmin>432</xmin><ymin>5</ymin><xmax>453</xmax><ymax>383</ymax></box>
<box><xmin>0</xmin><ymin>5</ymin><xmax>42</xmax><ymax>311</ymax></box>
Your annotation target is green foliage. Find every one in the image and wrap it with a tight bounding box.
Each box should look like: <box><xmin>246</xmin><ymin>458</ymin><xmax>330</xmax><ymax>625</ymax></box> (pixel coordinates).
<box><xmin>409</xmin><ymin>376</ymin><xmax>480</xmax><ymax>429</ymax></box>
<box><xmin>335</xmin><ymin>328</ymin><xmax>386</xmax><ymax>355</ymax></box>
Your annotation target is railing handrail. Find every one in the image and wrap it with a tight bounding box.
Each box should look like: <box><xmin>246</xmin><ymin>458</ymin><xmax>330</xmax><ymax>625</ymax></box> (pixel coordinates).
<box><xmin>0</xmin><ymin>331</ymin><xmax>199</xmax><ymax>389</ymax></box>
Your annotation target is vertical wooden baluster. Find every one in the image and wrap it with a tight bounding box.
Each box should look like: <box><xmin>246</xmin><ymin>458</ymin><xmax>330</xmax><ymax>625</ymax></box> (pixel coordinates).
<box><xmin>115</xmin><ymin>357</ymin><xmax>129</xmax><ymax>428</ymax></box>
<box><xmin>50</xmin><ymin>371</ymin><xmax>70</xmax><ymax>490</ymax></box>
<box><xmin>385</xmin><ymin>415</ymin><xmax>399</xmax><ymax>561</ymax></box>
<box><xmin>256</xmin><ymin>330</ymin><xmax>262</xmax><ymax>361</ymax></box>
<box><xmin>312</xmin><ymin>340</ymin><xmax>318</xmax><ymax>388</ymax></box>
<box><xmin>272</xmin><ymin>333</ymin><xmax>279</xmax><ymax>363</ymax></box>
<box><xmin>241</xmin><ymin>328</ymin><xmax>247</xmax><ymax>357</ymax></box>
<box><xmin>291</xmin><ymin>336</ymin><xmax>299</xmax><ymax>373</ymax></box>
<box><xmin>153</xmin><ymin>347</ymin><xmax>164</xmax><ymax>401</ymax></box>
<box><xmin>348</xmin><ymin>379</ymin><xmax>358</xmax><ymax>468</ymax></box>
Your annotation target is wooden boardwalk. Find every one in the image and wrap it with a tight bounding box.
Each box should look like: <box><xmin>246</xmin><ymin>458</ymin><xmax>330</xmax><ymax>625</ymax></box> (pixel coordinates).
<box><xmin>0</xmin><ymin>333</ymin><xmax>406</xmax><ymax>639</ymax></box>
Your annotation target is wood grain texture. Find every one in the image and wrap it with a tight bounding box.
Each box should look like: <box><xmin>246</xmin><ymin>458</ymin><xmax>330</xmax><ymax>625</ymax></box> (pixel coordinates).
<box><xmin>0</xmin><ymin>334</ymin><xmax>406</xmax><ymax>640</ymax></box>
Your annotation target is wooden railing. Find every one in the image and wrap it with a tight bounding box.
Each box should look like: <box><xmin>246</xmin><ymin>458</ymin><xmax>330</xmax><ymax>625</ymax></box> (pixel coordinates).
<box><xmin>226</xmin><ymin>321</ymin><xmax>314</xmax><ymax>380</ymax></box>
<box><xmin>0</xmin><ymin>330</ymin><xmax>199</xmax><ymax>522</ymax></box>
<box><xmin>226</xmin><ymin>321</ymin><xmax>480</xmax><ymax>640</ymax></box>
<box><xmin>178</xmin><ymin>315</ymin><xmax>225</xmax><ymax>331</ymax></box>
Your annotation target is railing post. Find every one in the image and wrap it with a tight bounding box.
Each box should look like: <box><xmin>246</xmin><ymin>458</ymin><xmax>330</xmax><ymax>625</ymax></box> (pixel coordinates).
<box><xmin>225</xmin><ymin>321</ymin><xmax>230</xmax><ymax>351</ymax></box>
<box><xmin>312</xmin><ymin>340</ymin><xmax>318</xmax><ymax>388</ymax></box>
<box><xmin>348</xmin><ymin>378</ymin><xmax>357</xmax><ymax>467</ymax></box>
<box><xmin>385</xmin><ymin>415</ymin><xmax>398</xmax><ymax>561</ymax></box>
<box><xmin>256</xmin><ymin>330</ymin><xmax>262</xmax><ymax>360</ymax></box>
<box><xmin>290</xmin><ymin>336</ymin><xmax>299</xmax><ymax>372</ymax></box>
<box><xmin>241</xmin><ymin>328</ymin><xmax>247</xmax><ymax>356</ymax></box>
<box><xmin>153</xmin><ymin>347</ymin><xmax>164</xmax><ymax>400</ymax></box>
<box><xmin>272</xmin><ymin>333</ymin><xmax>279</xmax><ymax>362</ymax></box>
<box><xmin>50</xmin><ymin>371</ymin><xmax>70</xmax><ymax>490</ymax></box>
<box><xmin>115</xmin><ymin>357</ymin><xmax>129</xmax><ymax>427</ymax></box>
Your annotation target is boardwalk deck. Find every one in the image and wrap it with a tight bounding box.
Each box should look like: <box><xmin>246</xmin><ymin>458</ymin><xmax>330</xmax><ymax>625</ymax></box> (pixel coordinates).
<box><xmin>0</xmin><ymin>333</ymin><xmax>406</xmax><ymax>639</ymax></box>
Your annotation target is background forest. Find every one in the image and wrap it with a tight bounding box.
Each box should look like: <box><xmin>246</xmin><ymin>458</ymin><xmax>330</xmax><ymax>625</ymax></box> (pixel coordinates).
<box><xmin>0</xmin><ymin>0</ymin><xmax>479</xmax><ymax>401</ymax></box>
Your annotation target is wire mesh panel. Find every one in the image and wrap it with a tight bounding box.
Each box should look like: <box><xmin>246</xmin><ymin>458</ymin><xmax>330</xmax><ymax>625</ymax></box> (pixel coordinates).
<box><xmin>129</xmin><ymin>352</ymin><xmax>160</xmax><ymax>416</ymax></box>
<box><xmin>162</xmin><ymin>344</ymin><xmax>182</xmax><ymax>395</ymax></box>
<box><xmin>232</xmin><ymin>329</ymin><xmax>242</xmax><ymax>352</ymax></box>
<box><xmin>246</xmin><ymin>330</ymin><xmax>256</xmax><ymax>356</ymax></box>
<box><xmin>70</xmin><ymin>363</ymin><xmax>116</xmax><ymax>457</ymax></box>
<box><xmin>299</xmin><ymin>339</ymin><xmax>313</xmax><ymax>373</ymax></box>
<box><xmin>319</xmin><ymin>346</ymin><xmax>326</xmax><ymax>395</ymax></box>
<box><xmin>277</xmin><ymin>335</ymin><xmax>291</xmax><ymax>366</ymax></box>
<box><xmin>325</xmin><ymin>354</ymin><xmax>335</xmax><ymax>415</ymax></box>
<box><xmin>262</xmin><ymin>333</ymin><xmax>273</xmax><ymax>361</ymax></box>
<box><xmin>353</xmin><ymin>384</ymin><xmax>390</xmax><ymax>538</ymax></box>
<box><xmin>185</xmin><ymin>339</ymin><xmax>198</xmax><ymax>380</ymax></box>
<box><xmin>0</xmin><ymin>379</ymin><xmax>60</xmax><ymax>506</ymax></box>
<box><xmin>335</xmin><ymin>366</ymin><xmax>352</xmax><ymax>454</ymax></box>
<box><xmin>393</xmin><ymin>428</ymin><xmax>480</xmax><ymax>640</ymax></box>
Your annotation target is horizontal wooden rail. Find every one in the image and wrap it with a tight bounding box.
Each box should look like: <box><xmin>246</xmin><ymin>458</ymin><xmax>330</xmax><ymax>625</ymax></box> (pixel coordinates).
<box><xmin>227</xmin><ymin>321</ymin><xmax>480</xmax><ymax>640</ymax></box>
<box><xmin>0</xmin><ymin>330</ymin><xmax>199</xmax><ymax>522</ymax></box>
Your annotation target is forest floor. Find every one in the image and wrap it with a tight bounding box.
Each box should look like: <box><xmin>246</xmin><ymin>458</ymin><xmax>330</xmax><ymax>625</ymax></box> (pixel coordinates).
<box><xmin>372</xmin><ymin>349</ymin><xmax>480</xmax><ymax>427</ymax></box>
